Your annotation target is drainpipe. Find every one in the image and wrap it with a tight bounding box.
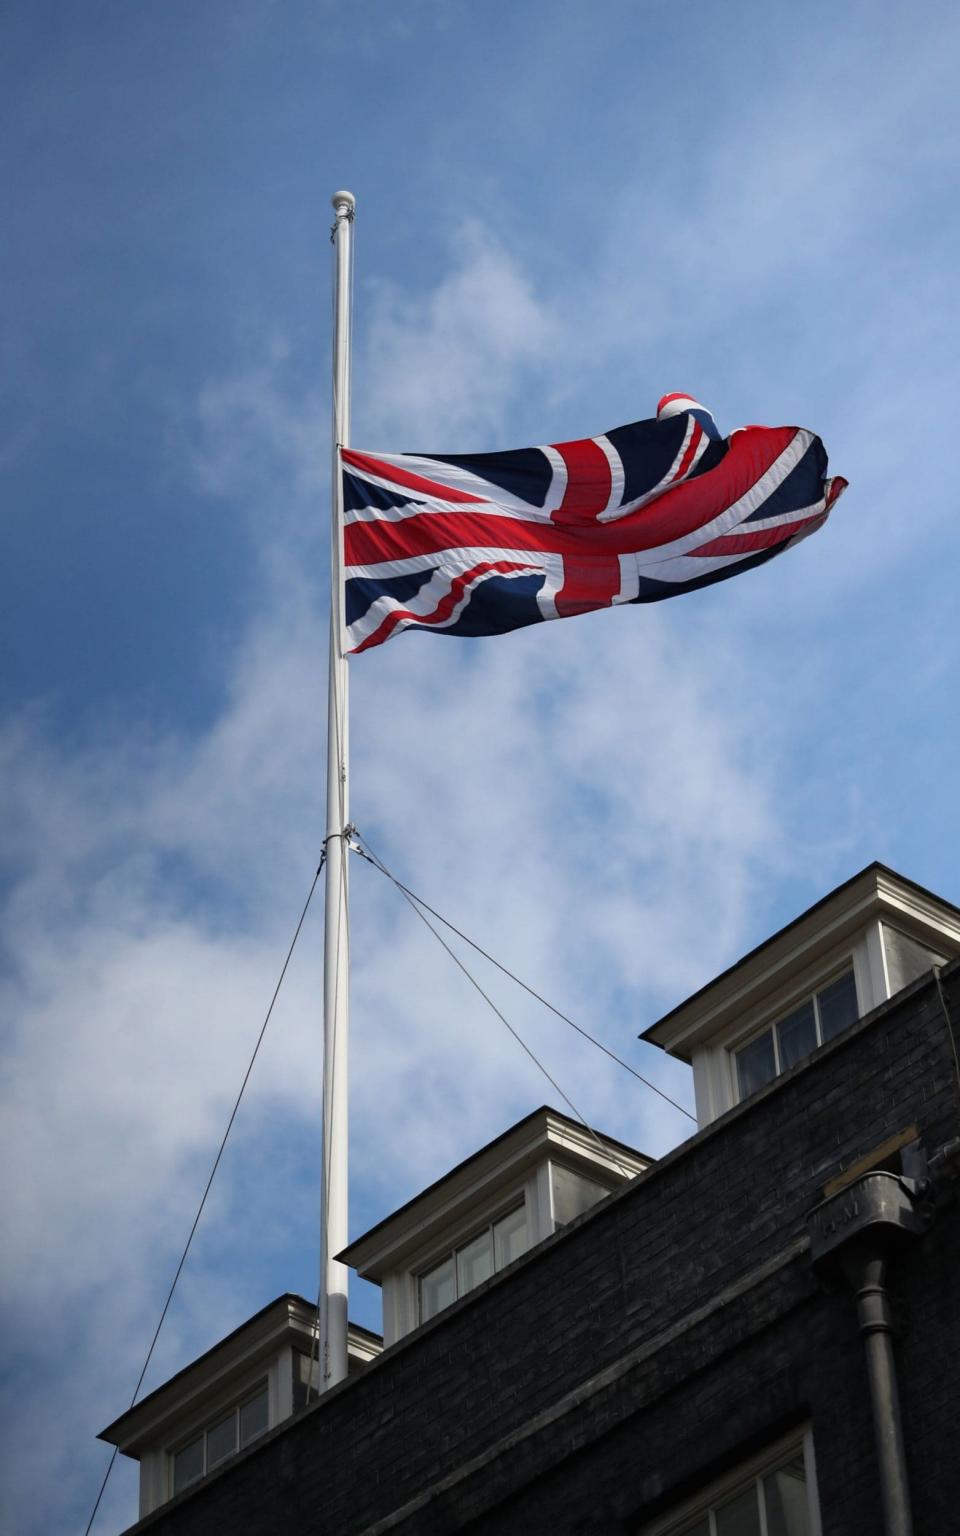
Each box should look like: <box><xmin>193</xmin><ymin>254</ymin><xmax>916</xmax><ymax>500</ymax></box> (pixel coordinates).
<box><xmin>809</xmin><ymin>1168</ymin><xmax>926</xmax><ymax>1536</ymax></box>
<box><xmin>843</xmin><ymin>1248</ymin><xmax>912</xmax><ymax>1535</ymax></box>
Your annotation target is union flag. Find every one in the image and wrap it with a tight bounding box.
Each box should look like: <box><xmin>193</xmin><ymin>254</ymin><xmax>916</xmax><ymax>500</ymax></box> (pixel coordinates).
<box><xmin>341</xmin><ymin>394</ymin><xmax>846</xmax><ymax>655</ymax></box>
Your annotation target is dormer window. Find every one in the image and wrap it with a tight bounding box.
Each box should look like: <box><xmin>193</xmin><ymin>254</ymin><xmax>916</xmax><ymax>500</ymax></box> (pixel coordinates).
<box><xmin>641</xmin><ymin>865</ymin><xmax>960</xmax><ymax>1129</ymax></box>
<box><xmin>172</xmin><ymin>1384</ymin><xmax>269</xmax><ymax>1495</ymax></box>
<box><xmin>98</xmin><ymin>1297</ymin><xmax>382</xmax><ymax>1519</ymax></box>
<box><xmin>734</xmin><ymin>968</ymin><xmax>858</xmax><ymax>1101</ymax></box>
<box><xmin>341</xmin><ymin>1108</ymin><xmax>651</xmax><ymax>1347</ymax></box>
<box><xmin>419</xmin><ymin>1205</ymin><xmax>528</xmax><ymax>1322</ymax></box>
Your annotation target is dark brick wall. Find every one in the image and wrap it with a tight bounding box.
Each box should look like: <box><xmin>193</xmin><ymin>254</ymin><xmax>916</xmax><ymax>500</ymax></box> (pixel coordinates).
<box><xmin>133</xmin><ymin>962</ymin><xmax>960</xmax><ymax>1536</ymax></box>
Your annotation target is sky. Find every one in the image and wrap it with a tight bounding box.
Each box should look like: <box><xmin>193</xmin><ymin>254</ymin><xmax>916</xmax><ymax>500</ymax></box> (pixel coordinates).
<box><xmin>2</xmin><ymin>2</ymin><xmax>959</xmax><ymax>1531</ymax></box>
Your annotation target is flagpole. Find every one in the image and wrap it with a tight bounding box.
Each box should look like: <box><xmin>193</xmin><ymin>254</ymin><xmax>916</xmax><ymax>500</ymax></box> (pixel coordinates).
<box><xmin>320</xmin><ymin>188</ymin><xmax>355</xmax><ymax>1391</ymax></box>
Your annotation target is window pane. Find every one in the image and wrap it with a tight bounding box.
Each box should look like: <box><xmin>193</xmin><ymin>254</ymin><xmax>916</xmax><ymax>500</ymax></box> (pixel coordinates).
<box><xmin>551</xmin><ymin>1165</ymin><xmax>608</xmax><ymax>1229</ymax></box>
<box><xmin>206</xmin><ymin>1411</ymin><xmax>237</xmax><ymax>1470</ymax></box>
<box><xmin>884</xmin><ymin>928</ymin><xmax>945</xmax><ymax>996</ymax></box>
<box><xmin>239</xmin><ymin>1388</ymin><xmax>269</xmax><ymax>1447</ymax></box>
<box><xmin>776</xmin><ymin>1000</ymin><xmax>817</xmax><ymax>1070</ymax></box>
<box><xmin>173</xmin><ymin>1437</ymin><xmax>204</xmax><ymax>1493</ymax></box>
<box><xmin>457</xmin><ymin>1229</ymin><xmax>494</xmax><ymax>1295</ymax></box>
<box><xmin>494</xmin><ymin>1206</ymin><xmax>529</xmax><ymax>1269</ymax></box>
<box><xmin>736</xmin><ymin>1030</ymin><xmax>776</xmax><ymax>1100</ymax></box>
<box><xmin>678</xmin><ymin>1520</ymin><xmax>711</xmax><ymax>1536</ymax></box>
<box><xmin>763</xmin><ymin>1457</ymin><xmax>809</xmax><ymax>1536</ymax></box>
<box><xmin>420</xmin><ymin>1256</ymin><xmax>455</xmax><ymax>1321</ymax></box>
<box><xmin>817</xmin><ymin>970</ymin><xmax>858</xmax><ymax>1043</ymax></box>
<box><xmin>715</xmin><ymin>1484</ymin><xmax>762</xmax><ymax>1536</ymax></box>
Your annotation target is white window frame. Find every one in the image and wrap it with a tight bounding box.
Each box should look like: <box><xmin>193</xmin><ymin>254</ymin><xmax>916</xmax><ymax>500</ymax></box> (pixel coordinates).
<box><xmin>417</xmin><ymin>1200</ymin><xmax>529</xmax><ymax>1323</ymax></box>
<box><xmin>731</xmin><ymin>966</ymin><xmax>859</xmax><ymax>1103</ymax></box>
<box><xmin>642</xmin><ymin>1427</ymin><xmax>822</xmax><ymax>1536</ymax></box>
<box><xmin>167</xmin><ymin>1380</ymin><xmax>270</xmax><ymax>1498</ymax></box>
<box><xmin>383</xmin><ymin>1171</ymin><xmax>565</xmax><ymax>1344</ymax></box>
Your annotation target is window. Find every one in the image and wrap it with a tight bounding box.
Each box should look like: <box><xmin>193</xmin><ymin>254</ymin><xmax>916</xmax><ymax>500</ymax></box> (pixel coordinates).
<box><xmin>644</xmin><ymin>1432</ymin><xmax>820</xmax><ymax>1536</ymax></box>
<box><xmin>551</xmin><ymin>1163</ymin><xmax>610</xmax><ymax>1229</ymax></box>
<box><xmin>735</xmin><ymin>970</ymin><xmax>858</xmax><ymax>1101</ymax></box>
<box><xmin>171</xmin><ymin>1385</ymin><xmax>269</xmax><ymax>1495</ymax></box>
<box><xmin>419</xmin><ymin>1205</ymin><xmax>528</xmax><ymax>1322</ymax></box>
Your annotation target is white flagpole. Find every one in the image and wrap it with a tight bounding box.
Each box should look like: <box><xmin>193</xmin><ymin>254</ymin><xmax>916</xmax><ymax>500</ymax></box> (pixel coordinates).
<box><xmin>320</xmin><ymin>188</ymin><xmax>355</xmax><ymax>1391</ymax></box>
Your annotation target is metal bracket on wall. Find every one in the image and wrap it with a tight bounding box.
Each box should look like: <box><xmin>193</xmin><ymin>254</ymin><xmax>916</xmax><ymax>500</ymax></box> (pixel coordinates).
<box><xmin>808</xmin><ymin>1168</ymin><xmax>925</xmax><ymax>1275</ymax></box>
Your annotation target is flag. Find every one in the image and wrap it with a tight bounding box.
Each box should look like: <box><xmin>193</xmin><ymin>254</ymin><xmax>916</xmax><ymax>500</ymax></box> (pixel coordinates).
<box><xmin>340</xmin><ymin>394</ymin><xmax>846</xmax><ymax>655</ymax></box>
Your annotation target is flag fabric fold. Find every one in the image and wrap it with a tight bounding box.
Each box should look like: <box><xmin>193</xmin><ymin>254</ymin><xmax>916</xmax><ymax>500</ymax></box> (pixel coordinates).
<box><xmin>341</xmin><ymin>394</ymin><xmax>846</xmax><ymax>655</ymax></box>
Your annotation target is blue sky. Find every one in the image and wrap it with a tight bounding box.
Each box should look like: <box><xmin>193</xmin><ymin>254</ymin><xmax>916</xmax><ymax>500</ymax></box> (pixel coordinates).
<box><xmin>3</xmin><ymin>2</ymin><xmax>959</xmax><ymax>1532</ymax></box>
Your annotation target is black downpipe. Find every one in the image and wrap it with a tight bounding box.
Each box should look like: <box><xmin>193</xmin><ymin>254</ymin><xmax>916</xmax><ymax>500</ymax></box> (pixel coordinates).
<box><xmin>842</xmin><ymin>1249</ymin><xmax>914</xmax><ymax>1536</ymax></box>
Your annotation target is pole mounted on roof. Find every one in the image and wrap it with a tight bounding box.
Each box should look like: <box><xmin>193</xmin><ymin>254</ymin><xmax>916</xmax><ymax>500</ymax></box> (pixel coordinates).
<box><xmin>320</xmin><ymin>188</ymin><xmax>355</xmax><ymax>1391</ymax></box>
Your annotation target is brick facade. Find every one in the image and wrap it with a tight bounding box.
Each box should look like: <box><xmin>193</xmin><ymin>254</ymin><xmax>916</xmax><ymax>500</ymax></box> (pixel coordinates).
<box><xmin>127</xmin><ymin>960</ymin><xmax>960</xmax><ymax>1536</ymax></box>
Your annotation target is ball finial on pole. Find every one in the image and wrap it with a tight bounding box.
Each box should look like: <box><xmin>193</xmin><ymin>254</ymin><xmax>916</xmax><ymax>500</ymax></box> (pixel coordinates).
<box><xmin>331</xmin><ymin>189</ymin><xmax>356</xmax><ymax>216</ymax></box>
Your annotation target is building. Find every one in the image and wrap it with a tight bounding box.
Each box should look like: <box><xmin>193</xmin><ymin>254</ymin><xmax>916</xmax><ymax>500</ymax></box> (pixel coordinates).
<box><xmin>101</xmin><ymin>1109</ymin><xmax>647</xmax><ymax>1519</ymax></box>
<box><xmin>99</xmin><ymin>863</ymin><xmax>960</xmax><ymax>1534</ymax></box>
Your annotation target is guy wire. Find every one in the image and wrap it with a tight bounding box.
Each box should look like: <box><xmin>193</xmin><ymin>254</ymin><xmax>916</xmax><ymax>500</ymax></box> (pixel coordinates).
<box><xmin>353</xmin><ymin>832</ymin><xmax>695</xmax><ymax>1125</ymax></box>
<box><xmin>82</xmin><ymin>855</ymin><xmax>325</xmax><ymax>1536</ymax></box>
<box><xmin>357</xmin><ymin>839</ymin><xmax>634</xmax><ymax>1178</ymax></box>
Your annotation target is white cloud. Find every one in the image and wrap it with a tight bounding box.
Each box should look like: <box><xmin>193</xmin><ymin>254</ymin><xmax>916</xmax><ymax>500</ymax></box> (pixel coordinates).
<box><xmin>360</xmin><ymin>221</ymin><xmax>560</xmax><ymax>445</ymax></box>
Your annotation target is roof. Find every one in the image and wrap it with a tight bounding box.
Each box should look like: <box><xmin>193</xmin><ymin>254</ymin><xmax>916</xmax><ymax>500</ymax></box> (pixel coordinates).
<box><xmin>641</xmin><ymin>862</ymin><xmax>960</xmax><ymax>1061</ymax></box>
<box><xmin>339</xmin><ymin>1104</ymin><xmax>652</xmax><ymax>1281</ymax></box>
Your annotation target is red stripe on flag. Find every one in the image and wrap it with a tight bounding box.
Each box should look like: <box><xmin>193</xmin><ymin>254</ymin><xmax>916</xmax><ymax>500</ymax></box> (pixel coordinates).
<box><xmin>555</xmin><ymin>554</ymin><xmax>622</xmax><ymax>617</ymax></box>
<box><xmin>691</xmin><ymin>515</ymin><xmax>821</xmax><ymax>557</ymax></box>
<box><xmin>618</xmin><ymin>425</ymin><xmax>798</xmax><ymax>547</ymax></box>
<box><xmin>345</xmin><ymin>511</ymin><xmax>549</xmax><ymax>565</ymax></box>
<box><xmin>825</xmin><ymin>476</ymin><xmax>848</xmax><ymax>507</ymax></box>
<box><xmin>669</xmin><ymin>420</ymin><xmax>703</xmax><ymax>483</ymax></box>
<box><xmin>341</xmin><ymin>448</ymin><xmax>487</xmax><ymax>505</ymax></box>
<box><xmin>350</xmin><ymin>559</ymin><xmax>535</xmax><ymax>654</ymax></box>
<box><xmin>552</xmin><ymin>438</ymin><xmax>612</xmax><ymax>524</ymax></box>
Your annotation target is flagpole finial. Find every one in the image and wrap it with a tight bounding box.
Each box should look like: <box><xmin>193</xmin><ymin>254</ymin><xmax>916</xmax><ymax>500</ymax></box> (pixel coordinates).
<box><xmin>331</xmin><ymin>189</ymin><xmax>356</xmax><ymax>215</ymax></box>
